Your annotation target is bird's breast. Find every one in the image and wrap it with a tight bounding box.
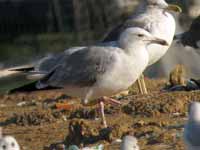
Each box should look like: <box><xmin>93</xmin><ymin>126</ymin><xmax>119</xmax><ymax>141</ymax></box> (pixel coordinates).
<box><xmin>94</xmin><ymin>51</ymin><xmax>149</xmax><ymax>96</ymax></box>
<box><xmin>147</xmin><ymin>12</ymin><xmax>176</xmax><ymax>65</ymax></box>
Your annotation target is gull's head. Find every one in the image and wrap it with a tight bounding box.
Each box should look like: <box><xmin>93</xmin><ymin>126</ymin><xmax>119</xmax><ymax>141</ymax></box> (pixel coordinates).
<box><xmin>120</xmin><ymin>135</ymin><xmax>139</xmax><ymax>150</ymax></box>
<box><xmin>146</xmin><ymin>0</ymin><xmax>182</xmax><ymax>13</ymax></box>
<box><xmin>146</xmin><ymin>0</ymin><xmax>168</xmax><ymax>8</ymax></box>
<box><xmin>188</xmin><ymin>102</ymin><xmax>200</xmax><ymax>122</ymax></box>
<box><xmin>119</xmin><ymin>27</ymin><xmax>168</xmax><ymax>49</ymax></box>
<box><xmin>0</xmin><ymin>136</ymin><xmax>20</xmax><ymax>150</ymax></box>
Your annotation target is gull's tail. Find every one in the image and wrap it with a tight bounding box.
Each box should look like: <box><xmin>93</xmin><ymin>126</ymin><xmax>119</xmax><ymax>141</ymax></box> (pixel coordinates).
<box><xmin>0</xmin><ymin>65</ymin><xmax>61</xmax><ymax>93</ymax></box>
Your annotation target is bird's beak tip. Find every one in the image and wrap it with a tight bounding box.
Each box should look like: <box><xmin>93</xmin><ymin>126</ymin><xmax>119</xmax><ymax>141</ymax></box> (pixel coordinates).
<box><xmin>151</xmin><ymin>38</ymin><xmax>169</xmax><ymax>46</ymax></box>
<box><xmin>166</xmin><ymin>4</ymin><xmax>182</xmax><ymax>13</ymax></box>
<box><xmin>159</xmin><ymin>40</ymin><xmax>169</xmax><ymax>46</ymax></box>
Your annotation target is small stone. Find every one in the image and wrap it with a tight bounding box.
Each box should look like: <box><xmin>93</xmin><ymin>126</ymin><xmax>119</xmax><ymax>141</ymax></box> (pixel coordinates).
<box><xmin>17</xmin><ymin>101</ymin><xmax>27</xmax><ymax>107</ymax></box>
<box><xmin>68</xmin><ymin>145</ymin><xmax>79</xmax><ymax>150</ymax></box>
<box><xmin>55</xmin><ymin>144</ymin><xmax>66</xmax><ymax>150</ymax></box>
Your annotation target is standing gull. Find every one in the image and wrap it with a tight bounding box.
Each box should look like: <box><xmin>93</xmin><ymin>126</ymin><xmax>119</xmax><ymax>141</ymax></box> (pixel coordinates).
<box><xmin>9</xmin><ymin>28</ymin><xmax>168</xmax><ymax>127</ymax></box>
<box><xmin>103</xmin><ymin>0</ymin><xmax>182</xmax><ymax>94</ymax></box>
<box><xmin>184</xmin><ymin>102</ymin><xmax>200</xmax><ymax>150</ymax></box>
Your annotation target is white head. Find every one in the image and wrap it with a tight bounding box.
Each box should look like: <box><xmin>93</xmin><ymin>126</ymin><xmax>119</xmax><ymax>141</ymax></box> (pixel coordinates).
<box><xmin>119</xmin><ymin>27</ymin><xmax>168</xmax><ymax>51</ymax></box>
<box><xmin>138</xmin><ymin>0</ymin><xmax>182</xmax><ymax>13</ymax></box>
<box><xmin>0</xmin><ymin>136</ymin><xmax>20</xmax><ymax>150</ymax></box>
<box><xmin>188</xmin><ymin>102</ymin><xmax>200</xmax><ymax>122</ymax></box>
<box><xmin>120</xmin><ymin>136</ymin><xmax>139</xmax><ymax>150</ymax></box>
<box><xmin>146</xmin><ymin>0</ymin><xmax>168</xmax><ymax>8</ymax></box>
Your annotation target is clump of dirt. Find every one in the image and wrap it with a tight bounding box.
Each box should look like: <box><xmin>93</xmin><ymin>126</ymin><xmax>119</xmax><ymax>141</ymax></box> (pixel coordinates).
<box><xmin>69</xmin><ymin>108</ymin><xmax>97</xmax><ymax>119</ymax></box>
<box><xmin>65</xmin><ymin>119</ymin><xmax>100</xmax><ymax>146</ymax></box>
<box><xmin>65</xmin><ymin>119</ymin><xmax>134</xmax><ymax>147</ymax></box>
<box><xmin>122</xmin><ymin>92</ymin><xmax>190</xmax><ymax>117</ymax></box>
<box><xmin>44</xmin><ymin>142</ymin><xmax>66</xmax><ymax>150</ymax></box>
<box><xmin>8</xmin><ymin>109</ymin><xmax>55</xmax><ymax>126</ymax></box>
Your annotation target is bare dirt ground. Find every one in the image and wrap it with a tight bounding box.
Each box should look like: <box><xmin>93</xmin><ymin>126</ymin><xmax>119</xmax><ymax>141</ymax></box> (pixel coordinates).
<box><xmin>0</xmin><ymin>78</ymin><xmax>199</xmax><ymax>150</ymax></box>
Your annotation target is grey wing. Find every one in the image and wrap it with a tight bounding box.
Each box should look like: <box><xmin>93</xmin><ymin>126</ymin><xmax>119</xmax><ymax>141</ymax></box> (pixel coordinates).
<box><xmin>97</xmin><ymin>41</ymin><xmax>119</xmax><ymax>47</ymax></box>
<box><xmin>184</xmin><ymin>123</ymin><xmax>200</xmax><ymax>146</ymax></box>
<box><xmin>102</xmin><ymin>15</ymin><xmax>151</xmax><ymax>42</ymax></box>
<box><xmin>102</xmin><ymin>23</ymin><xmax>126</xmax><ymax>42</ymax></box>
<box><xmin>35</xmin><ymin>47</ymin><xmax>86</xmax><ymax>72</ymax></box>
<box><xmin>44</xmin><ymin>46</ymin><xmax>116</xmax><ymax>87</ymax></box>
<box><xmin>126</xmin><ymin>14</ymin><xmax>153</xmax><ymax>32</ymax></box>
<box><xmin>7</xmin><ymin>47</ymin><xmax>86</xmax><ymax>73</ymax></box>
<box><xmin>102</xmin><ymin>20</ymin><xmax>141</xmax><ymax>42</ymax></box>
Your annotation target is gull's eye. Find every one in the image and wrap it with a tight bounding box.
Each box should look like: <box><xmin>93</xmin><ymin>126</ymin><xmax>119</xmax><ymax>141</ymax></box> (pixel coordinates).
<box><xmin>11</xmin><ymin>142</ymin><xmax>15</xmax><ymax>147</ymax></box>
<box><xmin>138</xmin><ymin>34</ymin><xmax>144</xmax><ymax>37</ymax></box>
<box><xmin>2</xmin><ymin>145</ymin><xmax>6</xmax><ymax>150</ymax></box>
<box><xmin>152</xmin><ymin>3</ymin><xmax>157</xmax><ymax>6</ymax></box>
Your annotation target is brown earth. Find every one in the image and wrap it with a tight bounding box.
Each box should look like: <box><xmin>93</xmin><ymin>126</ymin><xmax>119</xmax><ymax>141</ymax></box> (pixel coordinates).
<box><xmin>0</xmin><ymin>78</ymin><xmax>199</xmax><ymax>150</ymax></box>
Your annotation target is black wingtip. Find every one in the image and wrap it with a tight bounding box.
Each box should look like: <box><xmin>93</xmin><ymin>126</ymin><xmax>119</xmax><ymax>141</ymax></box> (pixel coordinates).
<box><xmin>8</xmin><ymin>81</ymin><xmax>62</xmax><ymax>94</ymax></box>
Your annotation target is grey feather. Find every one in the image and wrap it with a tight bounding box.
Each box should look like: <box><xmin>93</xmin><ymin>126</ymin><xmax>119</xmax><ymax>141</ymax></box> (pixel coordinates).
<box><xmin>44</xmin><ymin>46</ymin><xmax>117</xmax><ymax>87</ymax></box>
<box><xmin>36</xmin><ymin>47</ymin><xmax>87</xmax><ymax>72</ymax></box>
<box><xmin>103</xmin><ymin>12</ymin><xmax>152</xmax><ymax>42</ymax></box>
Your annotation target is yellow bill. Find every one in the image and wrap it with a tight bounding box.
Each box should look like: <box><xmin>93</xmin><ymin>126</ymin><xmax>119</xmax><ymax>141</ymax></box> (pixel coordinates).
<box><xmin>166</xmin><ymin>4</ymin><xmax>182</xmax><ymax>13</ymax></box>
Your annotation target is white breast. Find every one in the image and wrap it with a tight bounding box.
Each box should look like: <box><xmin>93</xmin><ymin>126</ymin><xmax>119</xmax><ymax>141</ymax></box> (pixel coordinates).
<box><xmin>92</xmin><ymin>49</ymin><xmax>149</xmax><ymax>99</ymax></box>
<box><xmin>147</xmin><ymin>11</ymin><xmax>176</xmax><ymax>65</ymax></box>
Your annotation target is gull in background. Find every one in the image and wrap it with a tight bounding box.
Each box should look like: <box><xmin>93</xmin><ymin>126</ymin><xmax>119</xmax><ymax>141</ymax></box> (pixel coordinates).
<box><xmin>102</xmin><ymin>0</ymin><xmax>182</xmax><ymax>94</ymax></box>
<box><xmin>120</xmin><ymin>135</ymin><xmax>139</xmax><ymax>150</ymax></box>
<box><xmin>0</xmin><ymin>128</ymin><xmax>20</xmax><ymax>150</ymax></box>
<box><xmin>184</xmin><ymin>102</ymin><xmax>200</xmax><ymax>150</ymax></box>
<box><xmin>7</xmin><ymin>27</ymin><xmax>168</xmax><ymax>127</ymax></box>
<box><xmin>175</xmin><ymin>16</ymin><xmax>200</xmax><ymax>49</ymax></box>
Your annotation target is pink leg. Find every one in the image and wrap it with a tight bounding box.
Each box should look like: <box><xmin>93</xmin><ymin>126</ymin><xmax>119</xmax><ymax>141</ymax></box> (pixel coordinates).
<box><xmin>102</xmin><ymin>96</ymin><xmax>121</xmax><ymax>105</ymax></box>
<box><xmin>98</xmin><ymin>97</ymin><xmax>121</xmax><ymax>127</ymax></box>
<box><xmin>99</xmin><ymin>100</ymin><xmax>107</xmax><ymax>128</ymax></box>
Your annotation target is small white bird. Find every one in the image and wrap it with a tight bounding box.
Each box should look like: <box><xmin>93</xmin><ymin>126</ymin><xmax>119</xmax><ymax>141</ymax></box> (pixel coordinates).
<box><xmin>120</xmin><ymin>136</ymin><xmax>139</xmax><ymax>150</ymax></box>
<box><xmin>184</xmin><ymin>102</ymin><xmax>200</xmax><ymax>150</ymax></box>
<box><xmin>8</xmin><ymin>27</ymin><xmax>168</xmax><ymax>127</ymax></box>
<box><xmin>0</xmin><ymin>128</ymin><xmax>20</xmax><ymax>150</ymax></box>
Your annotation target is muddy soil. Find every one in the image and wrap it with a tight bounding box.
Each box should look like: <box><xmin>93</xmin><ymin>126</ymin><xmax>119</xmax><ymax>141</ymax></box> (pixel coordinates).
<box><xmin>0</xmin><ymin>78</ymin><xmax>199</xmax><ymax>150</ymax></box>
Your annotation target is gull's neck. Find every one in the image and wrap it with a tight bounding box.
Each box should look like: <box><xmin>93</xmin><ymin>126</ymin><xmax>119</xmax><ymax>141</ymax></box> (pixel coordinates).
<box><xmin>134</xmin><ymin>0</ymin><xmax>147</xmax><ymax>14</ymax></box>
<box><xmin>131</xmin><ymin>1</ymin><xmax>163</xmax><ymax>19</ymax></box>
<box><xmin>118</xmin><ymin>30</ymin><xmax>148</xmax><ymax>56</ymax></box>
<box><xmin>119</xmin><ymin>39</ymin><xmax>147</xmax><ymax>57</ymax></box>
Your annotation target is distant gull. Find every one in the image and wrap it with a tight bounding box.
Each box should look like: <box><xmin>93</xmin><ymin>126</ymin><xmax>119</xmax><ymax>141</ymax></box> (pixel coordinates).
<box><xmin>8</xmin><ymin>27</ymin><xmax>168</xmax><ymax>127</ymax></box>
<box><xmin>186</xmin><ymin>0</ymin><xmax>200</xmax><ymax>19</ymax></box>
<box><xmin>0</xmin><ymin>128</ymin><xmax>20</xmax><ymax>150</ymax></box>
<box><xmin>175</xmin><ymin>16</ymin><xmax>200</xmax><ymax>49</ymax></box>
<box><xmin>102</xmin><ymin>0</ymin><xmax>182</xmax><ymax>94</ymax></box>
<box><xmin>184</xmin><ymin>102</ymin><xmax>200</xmax><ymax>150</ymax></box>
<box><xmin>120</xmin><ymin>135</ymin><xmax>139</xmax><ymax>150</ymax></box>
